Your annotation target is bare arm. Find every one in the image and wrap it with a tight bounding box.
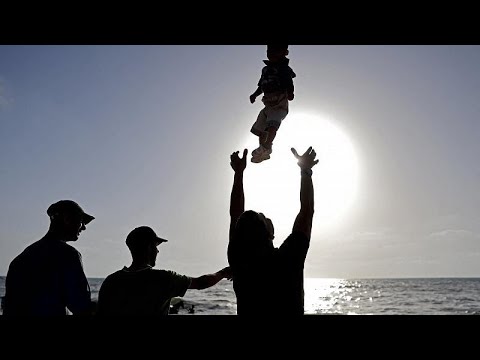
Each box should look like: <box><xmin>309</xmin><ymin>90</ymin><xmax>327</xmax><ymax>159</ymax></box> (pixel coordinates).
<box><xmin>189</xmin><ymin>266</ymin><xmax>232</xmax><ymax>290</ymax></box>
<box><xmin>229</xmin><ymin>149</ymin><xmax>247</xmax><ymax>241</ymax></box>
<box><xmin>291</xmin><ymin>147</ymin><xmax>318</xmax><ymax>239</ymax></box>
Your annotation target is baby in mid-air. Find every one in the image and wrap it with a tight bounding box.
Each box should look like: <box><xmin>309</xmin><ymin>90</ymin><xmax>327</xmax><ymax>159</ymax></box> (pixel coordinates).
<box><xmin>249</xmin><ymin>44</ymin><xmax>296</xmax><ymax>163</ymax></box>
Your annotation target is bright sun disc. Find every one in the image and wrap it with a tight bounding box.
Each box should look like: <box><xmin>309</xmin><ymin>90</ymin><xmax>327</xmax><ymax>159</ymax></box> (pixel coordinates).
<box><xmin>241</xmin><ymin>111</ymin><xmax>359</xmax><ymax>240</ymax></box>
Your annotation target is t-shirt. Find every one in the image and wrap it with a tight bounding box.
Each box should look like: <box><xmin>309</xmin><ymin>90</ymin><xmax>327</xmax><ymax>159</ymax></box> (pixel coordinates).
<box><xmin>3</xmin><ymin>238</ymin><xmax>92</xmax><ymax>316</ymax></box>
<box><xmin>258</xmin><ymin>58</ymin><xmax>296</xmax><ymax>95</ymax></box>
<box><xmin>232</xmin><ymin>231</ymin><xmax>310</xmax><ymax>316</ymax></box>
<box><xmin>96</xmin><ymin>268</ymin><xmax>191</xmax><ymax>316</ymax></box>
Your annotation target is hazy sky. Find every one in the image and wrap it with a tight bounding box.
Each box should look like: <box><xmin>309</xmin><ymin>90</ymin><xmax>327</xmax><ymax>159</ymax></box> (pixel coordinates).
<box><xmin>1</xmin><ymin>45</ymin><xmax>479</xmax><ymax>279</ymax></box>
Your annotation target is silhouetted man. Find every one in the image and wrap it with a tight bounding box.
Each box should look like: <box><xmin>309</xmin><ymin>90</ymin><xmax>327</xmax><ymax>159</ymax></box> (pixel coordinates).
<box><xmin>96</xmin><ymin>226</ymin><xmax>231</xmax><ymax>316</ymax></box>
<box><xmin>3</xmin><ymin>200</ymin><xmax>95</xmax><ymax>316</ymax></box>
<box><xmin>228</xmin><ymin>147</ymin><xmax>318</xmax><ymax>315</ymax></box>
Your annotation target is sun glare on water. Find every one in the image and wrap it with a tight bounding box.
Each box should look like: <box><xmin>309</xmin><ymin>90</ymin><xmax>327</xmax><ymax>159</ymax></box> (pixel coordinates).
<box><xmin>241</xmin><ymin>111</ymin><xmax>360</xmax><ymax>240</ymax></box>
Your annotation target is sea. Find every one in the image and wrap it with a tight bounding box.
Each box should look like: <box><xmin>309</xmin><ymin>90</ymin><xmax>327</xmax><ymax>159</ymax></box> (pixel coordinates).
<box><xmin>1</xmin><ymin>276</ymin><xmax>480</xmax><ymax>315</ymax></box>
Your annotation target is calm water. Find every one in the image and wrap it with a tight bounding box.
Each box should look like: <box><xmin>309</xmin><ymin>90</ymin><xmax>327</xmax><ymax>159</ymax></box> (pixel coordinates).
<box><xmin>2</xmin><ymin>277</ymin><xmax>480</xmax><ymax>315</ymax></box>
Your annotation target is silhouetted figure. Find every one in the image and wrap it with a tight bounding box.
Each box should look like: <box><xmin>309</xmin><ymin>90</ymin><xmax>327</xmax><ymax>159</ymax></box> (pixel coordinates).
<box><xmin>188</xmin><ymin>305</ymin><xmax>195</xmax><ymax>314</ymax></box>
<box><xmin>228</xmin><ymin>147</ymin><xmax>318</xmax><ymax>315</ymax></box>
<box><xmin>96</xmin><ymin>226</ymin><xmax>231</xmax><ymax>316</ymax></box>
<box><xmin>3</xmin><ymin>200</ymin><xmax>95</xmax><ymax>316</ymax></box>
<box><xmin>250</xmin><ymin>44</ymin><xmax>296</xmax><ymax>163</ymax></box>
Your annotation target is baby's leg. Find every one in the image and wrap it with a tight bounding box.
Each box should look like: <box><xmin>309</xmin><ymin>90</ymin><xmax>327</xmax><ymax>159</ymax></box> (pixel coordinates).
<box><xmin>251</xmin><ymin>108</ymin><xmax>267</xmax><ymax>137</ymax></box>
<box><xmin>262</xmin><ymin>126</ymin><xmax>277</xmax><ymax>149</ymax></box>
<box><xmin>263</xmin><ymin>99</ymin><xmax>287</xmax><ymax>150</ymax></box>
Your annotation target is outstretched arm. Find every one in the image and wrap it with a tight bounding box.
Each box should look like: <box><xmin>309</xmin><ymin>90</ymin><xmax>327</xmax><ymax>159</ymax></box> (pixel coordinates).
<box><xmin>229</xmin><ymin>149</ymin><xmax>247</xmax><ymax>241</ymax></box>
<box><xmin>291</xmin><ymin>147</ymin><xmax>319</xmax><ymax>239</ymax></box>
<box><xmin>189</xmin><ymin>266</ymin><xmax>232</xmax><ymax>290</ymax></box>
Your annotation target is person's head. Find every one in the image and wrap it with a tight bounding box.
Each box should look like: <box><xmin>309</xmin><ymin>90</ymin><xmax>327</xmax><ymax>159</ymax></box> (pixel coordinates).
<box><xmin>234</xmin><ymin>210</ymin><xmax>275</xmax><ymax>257</ymax></box>
<box><xmin>266</xmin><ymin>44</ymin><xmax>289</xmax><ymax>62</ymax></box>
<box><xmin>47</xmin><ymin>200</ymin><xmax>94</xmax><ymax>242</ymax></box>
<box><xmin>126</xmin><ymin>226</ymin><xmax>168</xmax><ymax>266</ymax></box>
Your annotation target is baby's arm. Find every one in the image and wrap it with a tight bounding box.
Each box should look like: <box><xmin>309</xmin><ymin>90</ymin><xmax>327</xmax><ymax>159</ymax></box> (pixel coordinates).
<box><xmin>250</xmin><ymin>86</ymin><xmax>263</xmax><ymax>104</ymax></box>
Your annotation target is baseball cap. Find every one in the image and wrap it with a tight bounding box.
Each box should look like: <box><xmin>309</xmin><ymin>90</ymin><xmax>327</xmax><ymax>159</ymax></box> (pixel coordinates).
<box><xmin>126</xmin><ymin>226</ymin><xmax>168</xmax><ymax>249</ymax></box>
<box><xmin>47</xmin><ymin>200</ymin><xmax>95</xmax><ymax>225</ymax></box>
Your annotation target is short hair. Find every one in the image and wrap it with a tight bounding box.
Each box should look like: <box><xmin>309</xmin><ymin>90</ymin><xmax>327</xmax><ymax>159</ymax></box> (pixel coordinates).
<box><xmin>235</xmin><ymin>211</ymin><xmax>272</xmax><ymax>249</ymax></box>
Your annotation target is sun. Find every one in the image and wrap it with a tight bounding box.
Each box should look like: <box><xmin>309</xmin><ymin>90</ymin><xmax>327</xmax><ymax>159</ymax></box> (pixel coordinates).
<box><xmin>240</xmin><ymin>111</ymin><xmax>360</xmax><ymax>240</ymax></box>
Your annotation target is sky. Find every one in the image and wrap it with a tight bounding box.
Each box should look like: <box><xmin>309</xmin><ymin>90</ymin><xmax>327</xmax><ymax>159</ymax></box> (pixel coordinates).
<box><xmin>1</xmin><ymin>45</ymin><xmax>479</xmax><ymax>279</ymax></box>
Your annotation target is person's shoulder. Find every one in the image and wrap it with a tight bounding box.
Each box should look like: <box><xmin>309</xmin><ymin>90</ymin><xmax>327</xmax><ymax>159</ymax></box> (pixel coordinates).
<box><xmin>151</xmin><ymin>268</ymin><xmax>172</xmax><ymax>275</ymax></box>
<box><xmin>144</xmin><ymin>268</ymin><xmax>180</xmax><ymax>281</ymax></box>
<box><xmin>284</xmin><ymin>231</ymin><xmax>308</xmax><ymax>242</ymax></box>
<box><xmin>6</xmin><ymin>240</ymin><xmax>43</xmax><ymax>273</ymax></box>
<box><xmin>59</xmin><ymin>242</ymin><xmax>83</xmax><ymax>258</ymax></box>
<box><xmin>162</xmin><ymin>269</ymin><xmax>189</xmax><ymax>279</ymax></box>
<box><xmin>19</xmin><ymin>238</ymin><xmax>71</xmax><ymax>259</ymax></box>
<box><xmin>104</xmin><ymin>269</ymin><xmax>124</xmax><ymax>280</ymax></box>
<box><xmin>18</xmin><ymin>238</ymin><xmax>44</xmax><ymax>254</ymax></box>
<box><xmin>161</xmin><ymin>270</ymin><xmax>192</xmax><ymax>285</ymax></box>
<box><xmin>99</xmin><ymin>269</ymin><xmax>128</xmax><ymax>289</ymax></box>
<box><xmin>8</xmin><ymin>250</ymin><xmax>24</xmax><ymax>266</ymax></box>
<box><xmin>278</xmin><ymin>231</ymin><xmax>309</xmax><ymax>250</ymax></box>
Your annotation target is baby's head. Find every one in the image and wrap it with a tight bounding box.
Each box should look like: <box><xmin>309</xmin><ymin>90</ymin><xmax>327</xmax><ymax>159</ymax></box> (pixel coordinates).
<box><xmin>266</xmin><ymin>44</ymin><xmax>289</xmax><ymax>62</ymax></box>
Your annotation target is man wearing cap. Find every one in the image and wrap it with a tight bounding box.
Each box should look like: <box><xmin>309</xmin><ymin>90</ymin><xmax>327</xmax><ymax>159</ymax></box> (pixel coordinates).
<box><xmin>3</xmin><ymin>200</ymin><xmax>95</xmax><ymax>316</ymax></box>
<box><xmin>96</xmin><ymin>226</ymin><xmax>231</xmax><ymax>316</ymax></box>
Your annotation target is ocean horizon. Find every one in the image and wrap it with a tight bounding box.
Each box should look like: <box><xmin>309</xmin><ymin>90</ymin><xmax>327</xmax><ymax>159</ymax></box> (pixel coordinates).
<box><xmin>2</xmin><ymin>276</ymin><xmax>480</xmax><ymax>315</ymax></box>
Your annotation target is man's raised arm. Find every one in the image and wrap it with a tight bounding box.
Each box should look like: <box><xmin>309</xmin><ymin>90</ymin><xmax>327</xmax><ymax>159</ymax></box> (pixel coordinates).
<box><xmin>291</xmin><ymin>147</ymin><xmax>318</xmax><ymax>239</ymax></box>
<box><xmin>229</xmin><ymin>149</ymin><xmax>248</xmax><ymax>240</ymax></box>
